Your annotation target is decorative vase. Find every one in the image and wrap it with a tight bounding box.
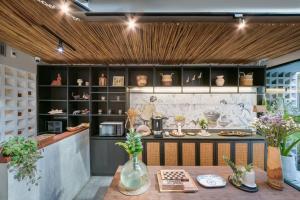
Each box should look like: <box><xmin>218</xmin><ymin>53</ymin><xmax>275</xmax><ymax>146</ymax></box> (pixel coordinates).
<box><xmin>267</xmin><ymin>146</ymin><xmax>284</xmax><ymax>190</ymax></box>
<box><xmin>160</xmin><ymin>73</ymin><xmax>174</xmax><ymax>86</ymax></box>
<box><xmin>281</xmin><ymin>155</ymin><xmax>299</xmax><ymax>181</ymax></box>
<box><xmin>136</xmin><ymin>75</ymin><xmax>148</xmax><ymax>87</ymax></box>
<box><xmin>215</xmin><ymin>75</ymin><xmax>225</xmax><ymax>86</ymax></box>
<box><xmin>119</xmin><ymin>154</ymin><xmax>150</xmax><ymax>195</ymax></box>
<box><xmin>99</xmin><ymin>73</ymin><xmax>107</xmax><ymax>86</ymax></box>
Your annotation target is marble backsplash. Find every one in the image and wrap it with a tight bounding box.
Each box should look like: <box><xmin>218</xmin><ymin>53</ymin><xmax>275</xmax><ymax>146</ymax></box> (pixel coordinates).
<box><xmin>130</xmin><ymin>93</ymin><xmax>257</xmax><ymax>130</ymax></box>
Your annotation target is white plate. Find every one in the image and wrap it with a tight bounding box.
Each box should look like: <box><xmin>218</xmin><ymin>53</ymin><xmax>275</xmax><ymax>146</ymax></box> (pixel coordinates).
<box><xmin>196</xmin><ymin>174</ymin><xmax>226</xmax><ymax>188</ymax></box>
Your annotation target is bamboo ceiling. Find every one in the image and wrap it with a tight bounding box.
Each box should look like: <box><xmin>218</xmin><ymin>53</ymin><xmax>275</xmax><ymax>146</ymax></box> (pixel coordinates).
<box><xmin>1</xmin><ymin>0</ymin><xmax>300</xmax><ymax>64</ymax></box>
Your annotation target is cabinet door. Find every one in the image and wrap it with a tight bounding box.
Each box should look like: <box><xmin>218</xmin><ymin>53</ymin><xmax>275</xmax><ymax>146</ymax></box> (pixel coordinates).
<box><xmin>164</xmin><ymin>142</ymin><xmax>178</xmax><ymax>166</ymax></box>
<box><xmin>91</xmin><ymin>139</ymin><xmax>128</xmax><ymax>176</ymax></box>
<box><xmin>182</xmin><ymin>142</ymin><xmax>196</xmax><ymax>166</ymax></box>
<box><xmin>146</xmin><ymin>142</ymin><xmax>161</xmax><ymax>165</ymax></box>
<box><xmin>217</xmin><ymin>143</ymin><xmax>231</xmax><ymax>166</ymax></box>
<box><xmin>235</xmin><ymin>143</ymin><xmax>248</xmax><ymax>166</ymax></box>
<box><xmin>200</xmin><ymin>143</ymin><xmax>214</xmax><ymax>166</ymax></box>
<box><xmin>252</xmin><ymin>142</ymin><xmax>265</xmax><ymax>169</ymax></box>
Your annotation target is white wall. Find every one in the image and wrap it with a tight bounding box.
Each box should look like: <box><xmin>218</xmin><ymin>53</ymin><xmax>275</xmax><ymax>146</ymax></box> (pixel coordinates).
<box><xmin>0</xmin><ymin>44</ymin><xmax>37</xmax><ymax>73</ymax></box>
<box><xmin>267</xmin><ymin>50</ymin><xmax>300</xmax><ymax>68</ymax></box>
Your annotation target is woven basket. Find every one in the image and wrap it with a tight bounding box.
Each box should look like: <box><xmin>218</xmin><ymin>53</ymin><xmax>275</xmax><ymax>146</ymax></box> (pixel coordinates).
<box><xmin>240</xmin><ymin>72</ymin><xmax>253</xmax><ymax>86</ymax></box>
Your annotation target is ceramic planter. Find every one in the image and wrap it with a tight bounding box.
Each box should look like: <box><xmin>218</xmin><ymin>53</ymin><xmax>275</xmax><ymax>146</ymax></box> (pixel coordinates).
<box><xmin>241</xmin><ymin>170</ymin><xmax>256</xmax><ymax>188</ymax></box>
<box><xmin>160</xmin><ymin>73</ymin><xmax>174</xmax><ymax>86</ymax></box>
<box><xmin>267</xmin><ymin>146</ymin><xmax>283</xmax><ymax>190</ymax></box>
<box><xmin>215</xmin><ymin>75</ymin><xmax>225</xmax><ymax>86</ymax></box>
<box><xmin>281</xmin><ymin>155</ymin><xmax>299</xmax><ymax>181</ymax></box>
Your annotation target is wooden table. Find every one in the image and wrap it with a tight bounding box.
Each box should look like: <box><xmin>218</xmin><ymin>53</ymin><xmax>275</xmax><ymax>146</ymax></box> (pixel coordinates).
<box><xmin>104</xmin><ymin>166</ymin><xmax>299</xmax><ymax>200</ymax></box>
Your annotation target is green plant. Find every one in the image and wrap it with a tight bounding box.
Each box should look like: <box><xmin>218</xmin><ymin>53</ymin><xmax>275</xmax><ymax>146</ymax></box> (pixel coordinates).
<box><xmin>1</xmin><ymin>136</ymin><xmax>42</xmax><ymax>189</ymax></box>
<box><xmin>198</xmin><ymin>118</ymin><xmax>208</xmax><ymax>129</ymax></box>
<box><xmin>116</xmin><ymin>129</ymin><xmax>143</xmax><ymax>156</ymax></box>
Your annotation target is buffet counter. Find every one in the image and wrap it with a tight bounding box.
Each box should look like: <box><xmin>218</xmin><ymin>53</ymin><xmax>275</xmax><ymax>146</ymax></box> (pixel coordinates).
<box><xmin>91</xmin><ymin>131</ymin><xmax>266</xmax><ymax>175</ymax></box>
<box><xmin>0</xmin><ymin>128</ymin><xmax>90</xmax><ymax>200</ymax></box>
<box><xmin>104</xmin><ymin>166</ymin><xmax>298</xmax><ymax>200</ymax></box>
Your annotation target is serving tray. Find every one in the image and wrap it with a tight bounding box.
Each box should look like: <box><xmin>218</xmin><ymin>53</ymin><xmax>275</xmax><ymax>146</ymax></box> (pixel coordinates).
<box><xmin>196</xmin><ymin>174</ymin><xmax>226</xmax><ymax>188</ymax></box>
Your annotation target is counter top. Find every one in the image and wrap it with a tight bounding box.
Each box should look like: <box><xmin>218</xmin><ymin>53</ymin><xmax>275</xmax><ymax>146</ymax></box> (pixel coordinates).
<box><xmin>143</xmin><ymin>132</ymin><xmax>264</xmax><ymax>140</ymax></box>
<box><xmin>104</xmin><ymin>166</ymin><xmax>298</xmax><ymax>200</ymax></box>
<box><xmin>0</xmin><ymin>128</ymin><xmax>89</xmax><ymax>163</ymax></box>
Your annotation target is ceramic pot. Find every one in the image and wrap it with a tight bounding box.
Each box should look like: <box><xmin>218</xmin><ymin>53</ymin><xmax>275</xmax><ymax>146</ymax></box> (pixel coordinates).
<box><xmin>241</xmin><ymin>169</ymin><xmax>256</xmax><ymax>188</ymax></box>
<box><xmin>267</xmin><ymin>146</ymin><xmax>283</xmax><ymax>190</ymax></box>
<box><xmin>119</xmin><ymin>154</ymin><xmax>150</xmax><ymax>195</ymax></box>
<box><xmin>160</xmin><ymin>73</ymin><xmax>174</xmax><ymax>86</ymax></box>
<box><xmin>136</xmin><ymin>75</ymin><xmax>148</xmax><ymax>87</ymax></box>
<box><xmin>215</xmin><ymin>75</ymin><xmax>225</xmax><ymax>86</ymax></box>
<box><xmin>281</xmin><ymin>155</ymin><xmax>299</xmax><ymax>181</ymax></box>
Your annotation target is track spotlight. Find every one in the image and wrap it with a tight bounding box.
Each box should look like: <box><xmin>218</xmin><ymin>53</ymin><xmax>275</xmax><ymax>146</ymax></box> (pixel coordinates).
<box><xmin>60</xmin><ymin>0</ymin><xmax>70</xmax><ymax>14</ymax></box>
<box><xmin>127</xmin><ymin>17</ymin><xmax>137</xmax><ymax>30</ymax></box>
<box><xmin>234</xmin><ymin>14</ymin><xmax>247</xmax><ymax>30</ymax></box>
<box><xmin>57</xmin><ymin>40</ymin><xmax>64</xmax><ymax>53</ymax></box>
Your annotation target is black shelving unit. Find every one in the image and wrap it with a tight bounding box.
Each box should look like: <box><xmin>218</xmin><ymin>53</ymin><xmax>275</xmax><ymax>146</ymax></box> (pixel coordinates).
<box><xmin>37</xmin><ymin>64</ymin><xmax>266</xmax><ymax>135</ymax></box>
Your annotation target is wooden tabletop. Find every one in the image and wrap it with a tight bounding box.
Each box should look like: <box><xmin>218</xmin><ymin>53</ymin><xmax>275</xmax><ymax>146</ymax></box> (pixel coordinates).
<box><xmin>104</xmin><ymin>166</ymin><xmax>299</xmax><ymax>200</ymax></box>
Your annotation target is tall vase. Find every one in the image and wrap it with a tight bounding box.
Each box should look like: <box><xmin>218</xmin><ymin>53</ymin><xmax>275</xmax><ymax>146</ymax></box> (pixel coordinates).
<box><xmin>267</xmin><ymin>146</ymin><xmax>284</xmax><ymax>190</ymax></box>
<box><xmin>119</xmin><ymin>154</ymin><xmax>150</xmax><ymax>195</ymax></box>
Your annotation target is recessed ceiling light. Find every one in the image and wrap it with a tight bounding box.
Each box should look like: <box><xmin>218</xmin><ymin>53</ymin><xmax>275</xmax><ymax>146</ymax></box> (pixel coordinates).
<box><xmin>127</xmin><ymin>18</ymin><xmax>137</xmax><ymax>30</ymax></box>
<box><xmin>60</xmin><ymin>1</ymin><xmax>70</xmax><ymax>14</ymax></box>
<box><xmin>57</xmin><ymin>40</ymin><xmax>64</xmax><ymax>53</ymax></box>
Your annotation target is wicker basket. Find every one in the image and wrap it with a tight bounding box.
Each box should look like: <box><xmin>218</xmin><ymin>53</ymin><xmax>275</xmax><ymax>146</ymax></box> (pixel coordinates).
<box><xmin>240</xmin><ymin>72</ymin><xmax>253</xmax><ymax>86</ymax></box>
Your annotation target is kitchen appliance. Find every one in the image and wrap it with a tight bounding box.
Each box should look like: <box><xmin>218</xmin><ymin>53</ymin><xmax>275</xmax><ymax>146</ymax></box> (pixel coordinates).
<box><xmin>47</xmin><ymin>121</ymin><xmax>63</xmax><ymax>133</ymax></box>
<box><xmin>152</xmin><ymin>117</ymin><xmax>165</xmax><ymax>138</ymax></box>
<box><xmin>99</xmin><ymin>121</ymin><xmax>124</xmax><ymax>136</ymax></box>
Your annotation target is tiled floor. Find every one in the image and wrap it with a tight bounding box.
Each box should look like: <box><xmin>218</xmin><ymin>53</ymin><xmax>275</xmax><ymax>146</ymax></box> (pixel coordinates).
<box><xmin>74</xmin><ymin>176</ymin><xmax>113</xmax><ymax>200</ymax></box>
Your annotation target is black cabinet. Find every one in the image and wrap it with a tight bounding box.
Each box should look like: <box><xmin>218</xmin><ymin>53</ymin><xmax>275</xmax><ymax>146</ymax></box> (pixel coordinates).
<box><xmin>90</xmin><ymin>138</ymin><xmax>128</xmax><ymax>175</ymax></box>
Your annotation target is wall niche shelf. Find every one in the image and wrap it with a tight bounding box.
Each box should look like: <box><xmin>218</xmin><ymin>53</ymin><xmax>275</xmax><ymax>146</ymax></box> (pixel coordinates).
<box><xmin>0</xmin><ymin>65</ymin><xmax>37</xmax><ymax>142</ymax></box>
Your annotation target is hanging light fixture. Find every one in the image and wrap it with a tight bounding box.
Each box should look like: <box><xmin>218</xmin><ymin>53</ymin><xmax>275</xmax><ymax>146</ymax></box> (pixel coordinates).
<box><xmin>57</xmin><ymin>39</ymin><xmax>64</xmax><ymax>53</ymax></box>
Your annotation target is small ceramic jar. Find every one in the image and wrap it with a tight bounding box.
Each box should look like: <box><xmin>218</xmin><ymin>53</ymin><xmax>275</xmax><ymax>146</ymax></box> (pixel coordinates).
<box><xmin>215</xmin><ymin>75</ymin><xmax>225</xmax><ymax>86</ymax></box>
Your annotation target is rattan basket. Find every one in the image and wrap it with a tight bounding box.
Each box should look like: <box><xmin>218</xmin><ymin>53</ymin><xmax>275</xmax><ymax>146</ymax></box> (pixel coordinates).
<box><xmin>240</xmin><ymin>72</ymin><xmax>253</xmax><ymax>86</ymax></box>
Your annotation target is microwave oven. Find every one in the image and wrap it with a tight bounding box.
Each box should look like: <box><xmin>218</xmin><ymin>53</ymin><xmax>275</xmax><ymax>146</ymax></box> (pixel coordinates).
<box><xmin>99</xmin><ymin>122</ymin><xmax>124</xmax><ymax>136</ymax></box>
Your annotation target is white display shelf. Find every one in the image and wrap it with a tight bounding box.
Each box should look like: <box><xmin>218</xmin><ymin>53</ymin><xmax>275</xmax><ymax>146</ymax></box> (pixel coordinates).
<box><xmin>0</xmin><ymin>65</ymin><xmax>36</xmax><ymax>142</ymax></box>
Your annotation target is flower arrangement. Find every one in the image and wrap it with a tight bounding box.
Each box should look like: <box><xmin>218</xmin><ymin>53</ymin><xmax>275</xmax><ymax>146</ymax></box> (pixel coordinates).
<box><xmin>252</xmin><ymin>113</ymin><xmax>299</xmax><ymax>155</ymax></box>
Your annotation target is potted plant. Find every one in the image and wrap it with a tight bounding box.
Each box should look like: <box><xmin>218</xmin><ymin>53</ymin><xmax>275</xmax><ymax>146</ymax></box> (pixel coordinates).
<box><xmin>223</xmin><ymin>156</ymin><xmax>256</xmax><ymax>188</ymax></box>
<box><xmin>253</xmin><ymin>114</ymin><xmax>298</xmax><ymax>190</ymax></box>
<box><xmin>0</xmin><ymin>136</ymin><xmax>42</xmax><ymax>190</ymax></box>
<box><xmin>198</xmin><ymin>118</ymin><xmax>208</xmax><ymax>134</ymax></box>
<box><xmin>116</xmin><ymin>108</ymin><xmax>150</xmax><ymax>195</ymax></box>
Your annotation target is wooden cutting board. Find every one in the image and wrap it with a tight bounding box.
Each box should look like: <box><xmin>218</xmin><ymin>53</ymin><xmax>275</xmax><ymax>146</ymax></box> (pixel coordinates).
<box><xmin>157</xmin><ymin>170</ymin><xmax>198</xmax><ymax>193</ymax></box>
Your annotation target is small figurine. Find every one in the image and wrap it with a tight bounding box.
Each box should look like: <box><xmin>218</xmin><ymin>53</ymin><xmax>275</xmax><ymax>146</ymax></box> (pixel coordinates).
<box><xmin>82</xmin><ymin>93</ymin><xmax>90</xmax><ymax>100</ymax></box>
<box><xmin>77</xmin><ymin>79</ymin><xmax>83</xmax><ymax>86</ymax></box>
<box><xmin>51</xmin><ymin>73</ymin><xmax>62</xmax><ymax>86</ymax></box>
<box><xmin>99</xmin><ymin>73</ymin><xmax>107</xmax><ymax>86</ymax></box>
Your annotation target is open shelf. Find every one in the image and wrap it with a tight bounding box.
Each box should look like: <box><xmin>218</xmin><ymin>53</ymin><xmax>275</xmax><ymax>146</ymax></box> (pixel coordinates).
<box><xmin>37</xmin><ymin>64</ymin><xmax>265</xmax><ymax>136</ymax></box>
